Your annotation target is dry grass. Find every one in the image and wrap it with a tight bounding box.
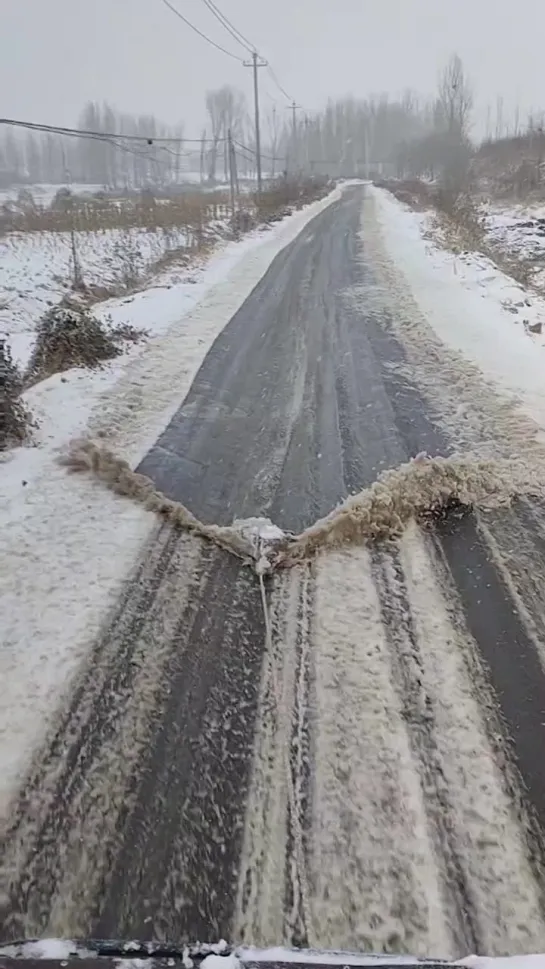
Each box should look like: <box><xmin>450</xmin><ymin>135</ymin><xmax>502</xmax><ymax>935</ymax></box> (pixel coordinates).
<box><xmin>473</xmin><ymin>132</ymin><xmax>545</xmax><ymax>202</ymax></box>
<box><xmin>0</xmin><ymin>180</ymin><xmax>330</xmax><ymax>240</ymax></box>
<box><xmin>373</xmin><ymin>177</ymin><xmax>438</xmax><ymax>211</ymax></box>
<box><xmin>432</xmin><ymin>197</ymin><xmax>538</xmax><ymax>289</ymax></box>
<box><xmin>0</xmin><ymin>191</ymin><xmax>231</xmax><ymax>241</ymax></box>
<box><xmin>253</xmin><ymin>176</ymin><xmax>332</xmax><ymax>224</ymax></box>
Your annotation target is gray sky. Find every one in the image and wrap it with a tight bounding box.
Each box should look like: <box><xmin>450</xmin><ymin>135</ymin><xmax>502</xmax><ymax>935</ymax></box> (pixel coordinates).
<box><xmin>2</xmin><ymin>0</ymin><xmax>544</xmax><ymax>137</ymax></box>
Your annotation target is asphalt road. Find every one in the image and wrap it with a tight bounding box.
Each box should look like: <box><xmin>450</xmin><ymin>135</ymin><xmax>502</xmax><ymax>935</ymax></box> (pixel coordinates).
<box><xmin>3</xmin><ymin>186</ymin><xmax>545</xmax><ymax>959</ymax></box>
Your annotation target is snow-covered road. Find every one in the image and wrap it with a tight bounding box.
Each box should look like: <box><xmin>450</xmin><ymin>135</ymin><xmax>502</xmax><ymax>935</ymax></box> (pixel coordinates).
<box><xmin>3</xmin><ymin>183</ymin><xmax>545</xmax><ymax>961</ymax></box>
<box><xmin>0</xmin><ymin>187</ymin><xmax>343</xmax><ymax>816</ymax></box>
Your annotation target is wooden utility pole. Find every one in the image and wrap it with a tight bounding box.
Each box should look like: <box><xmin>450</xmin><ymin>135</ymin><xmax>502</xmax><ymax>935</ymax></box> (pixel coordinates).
<box><xmin>287</xmin><ymin>101</ymin><xmax>302</xmax><ymax>174</ymax></box>
<box><xmin>228</xmin><ymin>128</ymin><xmax>236</xmax><ymax>218</ymax></box>
<box><xmin>62</xmin><ymin>141</ymin><xmax>83</xmax><ymax>290</ymax></box>
<box><xmin>304</xmin><ymin>114</ymin><xmax>310</xmax><ymax>172</ymax></box>
<box><xmin>244</xmin><ymin>51</ymin><xmax>267</xmax><ymax>192</ymax></box>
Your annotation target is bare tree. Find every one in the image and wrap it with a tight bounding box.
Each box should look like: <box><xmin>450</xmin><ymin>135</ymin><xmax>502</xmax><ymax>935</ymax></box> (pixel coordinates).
<box><xmin>438</xmin><ymin>53</ymin><xmax>473</xmax><ymax>138</ymax></box>
<box><xmin>205</xmin><ymin>86</ymin><xmax>247</xmax><ymax>183</ymax></box>
<box><xmin>435</xmin><ymin>54</ymin><xmax>474</xmax><ymax>207</ymax></box>
<box><xmin>495</xmin><ymin>95</ymin><xmax>505</xmax><ymax>141</ymax></box>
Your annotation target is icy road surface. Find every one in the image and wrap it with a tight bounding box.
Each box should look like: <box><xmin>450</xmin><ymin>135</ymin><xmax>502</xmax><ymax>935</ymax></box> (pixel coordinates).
<box><xmin>3</xmin><ymin>186</ymin><xmax>545</xmax><ymax>960</ymax></box>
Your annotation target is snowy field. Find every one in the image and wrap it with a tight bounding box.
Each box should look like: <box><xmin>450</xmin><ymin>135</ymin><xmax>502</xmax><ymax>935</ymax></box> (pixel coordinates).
<box><xmin>482</xmin><ymin>201</ymin><xmax>545</xmax><ymax>290</ymax></box>
<box><xmin>1</xmin><ymin>189</ymin><xmax>234</xmax><ymax>372</ymax></box>
<box><xmin>0</xmin><ymin>186</ymin><xmax>343</xmax><ymax>816</ymax></box>
<box><xmin>0</xmin><ymin>223</ymin><xmax>196</xmax><ymax>368</ymax></box>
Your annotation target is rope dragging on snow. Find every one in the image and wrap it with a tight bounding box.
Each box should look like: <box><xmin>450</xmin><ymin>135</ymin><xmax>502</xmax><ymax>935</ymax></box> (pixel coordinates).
<box><xmin>59</xmin><ymin>437</ymin><xmax>545</xmax><ymax>575</ymax></box>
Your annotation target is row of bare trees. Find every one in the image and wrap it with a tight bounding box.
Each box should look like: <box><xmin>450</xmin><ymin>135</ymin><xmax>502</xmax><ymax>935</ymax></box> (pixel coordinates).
<box><xmin>0</xmin><ymin>103</ymin><xmax>187</xmax><ymax>190</ymax></box>
<box><xmin>0</xmin><ymin>58</ymin><xmax>475</xmax><ymax>195</ymax></box>
<box><xmin>3</xmin><ymin>55</ymin><xmax>541</xmax><ymax>201</ymax></box>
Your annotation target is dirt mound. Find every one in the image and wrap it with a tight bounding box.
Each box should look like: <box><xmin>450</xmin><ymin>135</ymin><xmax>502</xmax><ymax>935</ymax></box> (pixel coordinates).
<box><xmin>0</xmin><ymin>340</ymin><xmax>34</xmax><ymax>450</ymax></box>
<box><xmin>59</xmin><ymin>440</ymin><xmax>543</xmax><ymax>569</ymax></box>
<box><xmin>27</xmin><ymin>303</ymin><xmax>123</xmax><ymax>383</ymax></box>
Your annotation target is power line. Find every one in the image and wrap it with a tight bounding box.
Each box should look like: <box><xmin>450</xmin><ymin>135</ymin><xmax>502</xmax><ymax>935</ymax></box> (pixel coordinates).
<box><xmin>78</xmin><ymin>136</ymin><xmax>189</xmax><ymax>169</ymax></box>
<box><xmin>233</xmin><ymin>139</ymin><xmax>279</xmax><ymax>163</ymax></box>
<box><xmin>0</xmin><ymin>116</ymin><xmax>220</xmax><ymax>177</ymax></box>
<box><xmin>0</xmin><ymin>117</ymin><xmax>225</xmax><ymax>144</ymax></box>
<box><xmin>158</xmin><ymin>0</ymin><xmax>242</xmax><ymax>61</ymax></box>
<box><xmin>199</xmin><ymin>0</ymin><xmax>255</xmax><ymax>53</ymax></box>
<box><xmin>243</xmin><ymin>51</ymin><xmax>267</xmax><ymax>192</ymax></box>
<box><xmin>196</xmin><ymin>0</ymin><xmax>294</xmax><ymax>108</ymax></box>
<box><xmin>267</xmin><ymin>65</ymin><xmax>293</xmax><ymax>103</ymax></box>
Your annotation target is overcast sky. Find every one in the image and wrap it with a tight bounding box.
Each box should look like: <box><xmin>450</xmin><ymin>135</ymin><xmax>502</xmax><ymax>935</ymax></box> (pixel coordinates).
<box><xmin>2</xmin><ymin>0</ymin><xmax>544</xmax><ymax>137</ymax></box>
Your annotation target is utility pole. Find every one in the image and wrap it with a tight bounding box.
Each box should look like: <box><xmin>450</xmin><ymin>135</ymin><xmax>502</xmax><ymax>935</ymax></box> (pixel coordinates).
<box><xmin>199</xmin><ymin>131</ymin><xmax>206</xmax><ymax>184</ymax></box>
<box><xmin>287</xmin><ymin>101</ymin><xmax>302</xmax><ymax>175</ymax></box>
<box><xmin>304</xmin><ymin>114</ymin><xmax>310</xmax><ymax>173</ymax></box>
<box><xmin>244</xmin><ymin>51</ymin><xmax>267</xmax><ymax>193</ymax></box>
<box><xmin>62</xmin><ymin>141</ymin><xmax>83</xmax><ymax>291</ymax></box>
<box><xmin>227</xmin><ymin>128</ymin><xmax>236</xmax><ymax>218</ymax></box>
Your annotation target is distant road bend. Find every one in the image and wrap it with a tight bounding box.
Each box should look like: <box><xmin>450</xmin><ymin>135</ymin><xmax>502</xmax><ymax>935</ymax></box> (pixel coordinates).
<box><xmin>3</xmin><ymin>185</ymin><xmax>545</xmax><ymax>960</ymax></box>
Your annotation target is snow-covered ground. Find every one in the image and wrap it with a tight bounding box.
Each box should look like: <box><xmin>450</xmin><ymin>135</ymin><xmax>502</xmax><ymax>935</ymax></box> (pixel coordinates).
<box><xmin>0</xmin><ymin>186</ymin><xmax>343</xmax><ymax>817</ymax></box>
<box><xmin>370</xmin><ymin>186</ymin><xmax>545</xmax><ymax>437</ymax></box>
<box><xmin>0</xmin><ymin>203</ymin><xmax>235</xmax><ymax>371</ymax></box>
<box><xmin>2</xmin><ymin>940</ymin><xmax>545</xmax><ymax>966</ymax></box>
<box><xmin>1</xmin><ymin>224</ymin><xmax>194</xmax><ymax>367</ymax></box>
<box><xmin>482</xmin><ymin>201</ymin><xmax>545</xmax><ymax>291</ymax></box>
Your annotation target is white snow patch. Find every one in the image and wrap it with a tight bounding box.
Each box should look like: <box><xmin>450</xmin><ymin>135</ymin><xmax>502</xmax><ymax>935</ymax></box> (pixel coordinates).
<box><xmin>458</xmin><ymin>958</ymin><xmax>545</xmax><ymax>969</ymax></box>
<box><xmin>0</xmin><ymin>941</ymin><xmax>543</xmax><ymax>967</ymax></box>
<box><xmin>231</xmin><ymin>516</ymin><xmax>287</xmax><ymax>572</ymax></box>
<box><xmin>483</xmin><ymin>201</ymin><xmax>545</xmax><ymax>290</ymax></box>
<box><xmin>202</xmin><ymin>956</ymin><xmax>240</xmax><ymax>969</ymax></box>
<box><xmin>0</xmin><ymin>939</ymin><xmax>94</xmax><ymax>959</ymax></box>
<box><xmin>370</xmin><ymin>186</ymin><xmax>545</xmax><ymax>436</ymax></box>
<box><xmin>114</xmin><ymin>962</ymin><xmax>153</xmax><ymax>969</ymax></box>
<box><xmin>237</xmin><ymin>948</ymin><xmax>428</xmax><ymax>965</ymax></box>
<box><xmin>0</xmin><ymin>187</ymin><xmax>341</xmax><ymax>818</ymax></box>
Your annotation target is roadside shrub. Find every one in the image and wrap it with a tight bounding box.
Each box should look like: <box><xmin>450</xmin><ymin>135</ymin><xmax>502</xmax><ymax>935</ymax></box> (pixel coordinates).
<box><xmin>254</xmin><ymin>176</ymin><xmax>331</xmax><ymax>223</ymax></box>
<box><xmin>112</xmin><ymin>231</ymin><xmax>144</xmax><ymax>289</ymax></box>
<box><xmin>0</xmin><ymin>339</ymin><xmax>33</xmax><ymax>449</ymax></box>
<box><xmin>27</xmin><ymin>302</ymin><xmax>123</xmax><ymax>382</ymax></box>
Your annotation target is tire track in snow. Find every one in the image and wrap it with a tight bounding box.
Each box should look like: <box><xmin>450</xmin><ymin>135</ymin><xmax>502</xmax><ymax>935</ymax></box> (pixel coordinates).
<box><xmin>235</xmin><ymin>534</ymin><xmax>545</xmax><ymax>959</ymax></box>
<box><xmin>398</xmin><ymin>524</ymin><xmax>545</xmax><ymax>955</ymax></box>
<box><xmin>475</xmin><ymin>502</ymin><xmax>545</xmax><ymax>671</ymax></box>
<box><xmin>371</xmin><ymin>543</ymin><xmax>478</xmax><ymax>955</ymax></box>
<box><xmin>2</xmin><ymin>527</ymin><xmax>207</xmax><ymax>939</ymax></box>
<box><xmin>433</xmin><ymin>508</ymin><xmax>545</xmax><ymax>852</ymax></box>
<box><xmin>235</xmin><ymin>567</ymin><xmax>307</xmax><ymax>947</ymax></box>
<box><xmin>283</xmin><ymin>564</ymin><xmax>313</xmax><ymax>948</ymax></box>
<box><xmin>303</xmin><ymin>548</ymin><xmax>453</xmax><ymax>957</ymax></box>
<box><xmin>92</xmin><ymin>553</ymin><xmax>268</xmax><ymax>943</ymax></box>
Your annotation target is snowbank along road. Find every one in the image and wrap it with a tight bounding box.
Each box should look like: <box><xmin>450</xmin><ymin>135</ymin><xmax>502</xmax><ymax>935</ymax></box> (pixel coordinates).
<box><xmin>3</xmin><ymin>185</ymin><xmax>545</xmax><ymax>960</ymax></box>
